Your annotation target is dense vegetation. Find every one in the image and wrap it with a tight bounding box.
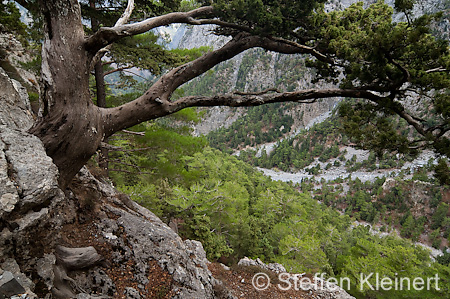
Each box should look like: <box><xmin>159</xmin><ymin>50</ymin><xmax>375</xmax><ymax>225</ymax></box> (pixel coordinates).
<box><xmin>313</xmin><ymin>174</ymin><xmax>450</xmax><ymax>247</ymax></box>
<box><xmin>236</xmin><ymin>110</ymin><xmax>414</xmax><ymax>172</ymax></box>
<box><xmin>70</xmin><ymin>2</ymin><xmax>450</xmax><ymax>295</ymax></box>
<box><xmin>110</xmin><ymin>124</ymin><xmax>450</xmax><ymax>298</ymax></box>
<box><xmin>0</xmin><ymin>1</ymin><xmax>26</xmax><ymax>36</ymax></box>
<box><xmin>238</xmin><ymin>116</ymin><xmax>342</xmax><ymax>171</ymax></box>
<box><xmin>98</xmin><ymin>97</ymin><xmax>450</xmax><ymax>297</ymax></box>
<box><xmin>207</xmin><ymin>103</ymin><xmax>294</xmax><ymax>152</ymax></box>
<box><xmin>223</xmin><ymin>105</ymin><xmax>450</xmax><ymax>250</ymax></box>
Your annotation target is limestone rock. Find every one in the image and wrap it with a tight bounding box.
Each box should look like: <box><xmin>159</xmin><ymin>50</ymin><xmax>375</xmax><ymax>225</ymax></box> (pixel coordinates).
<box><xmin>0</xmin><ymin>271</ymin><xmax>25</xmax><ymax>298</ymax></box>
<box><xmin>0</xmin><ymin>67</ymin><xmax>33</xmax><ymax>131</ymax></box>
<box><xmin>0</xmin><ymin>259</ymin><xmax>35</xmax><ymax>298</ymax></box>
<box><xmin>124</xmin><ymin>287</ymin><xmax>141</xmax><ymax>299</ymax></box>
<box><xmin>0</xmin><ymin>129</ymin><xmax>61</xmax><ymax>213</ymax></box>
<box><xmin>0</xmin><ymin>33</ymin><xmax>39</xmax><ymax>92</ymax></box>
<box><xmin>238</xmin><ymin>257</ymin><xmax>286</xmax><ymax>274</ymax></box>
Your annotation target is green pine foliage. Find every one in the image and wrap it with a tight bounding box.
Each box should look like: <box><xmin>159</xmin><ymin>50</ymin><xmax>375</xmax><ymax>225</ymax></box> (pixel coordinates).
<box><xmin>104</xmin><ymin>93</ymin><xmax>208</xmax><ymax>187</ymax></box>
<box><xmin>238</xmin><ymin>109</ymin><xmax>414</xmax><ymax>172</ymax></box>
<box><xmin>432</xmin><ymin>202</ymin><xmax>450</xmax><ymax>230</ymax></box>
<box><xmin>307</xmin><ymin>1</ymin><xmax>450</xmax><ymax>157</ymax></box>
<box><xmin>203</xmin><ymin>0</ymin><xmax>327</xmax><ymax>37</ymax></box>
<box><xmin>338</xmin><ymin>101</ymin><xmax>417</xmax><ymax>157</ymax></box>
<box><xmin>313</xmin><ymin>171</ymin><xmax>450</xmax><ymax>248</ymax></box>
<box><xmin>252</xmin><ymin>117</ymin><xmax>341</xmax><ymax>171</ymax></box>
<box><xmin>434</xmin><ymin>158</ymin><xmax>450</xmax><ymax>186</ymax></box>
<box><xmin>110</xmin><ymin>32</ymin><xmax>211</xmax><ymax>76</ymax></box>
<box><xmin>337</xmin><ymin>228</ymin><xmax>448</xmax><ymax>299</ymax></box>
<box><xmin>108</xmin><ymin>122</ymin><xmax>207</xmax><ymax>187</ymax></box>
<box><xmin>0</xmin><ymin>1</ymin><xmax>27</xmax><ymax>36</ymax></box>
<box><xmin>117</xmin><ymin>144</ymin><xmax>450</xmax><ymax>298</ymax></box>
<box><xmin>208</xmin><ymin>103</ymin><xmax>294</xmax><ymax>151</ymax></box>
<box><xmin>81</xmin><ymin>0</ymin><xmax>183</xmax><ymax>27</ymax></box>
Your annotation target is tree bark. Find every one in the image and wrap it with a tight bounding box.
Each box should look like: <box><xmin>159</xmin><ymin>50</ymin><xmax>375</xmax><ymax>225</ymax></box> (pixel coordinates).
<box><xmin>27</xmin><ymin>1</ymin><xmax>402</xmax><ymax>188</ymax></box>
<box><xmin>94</xmin><ymin>60</ymin><xmax>110</xmax><ymax>177</ymax></box>
<box><xmin>27</xmin><ymin>1</ymin><xmax>379</xmax><ymax>188</ymax></box>
<box><xmin>30</xmin><ymin>0</ymin><xmax>104</xmax><ymax>187</ymax></box>
<box><xmin>90</xmin><ymin>0</ymin><xmax>109</xmax><ymax>177</ymax></box>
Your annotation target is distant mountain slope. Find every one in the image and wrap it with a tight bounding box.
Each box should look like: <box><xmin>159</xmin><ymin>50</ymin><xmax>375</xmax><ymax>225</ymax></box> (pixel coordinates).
<box><xmin>172</xmin><ymin>0</ymin><xmax>450</xmax><ymax>257</ymax></box>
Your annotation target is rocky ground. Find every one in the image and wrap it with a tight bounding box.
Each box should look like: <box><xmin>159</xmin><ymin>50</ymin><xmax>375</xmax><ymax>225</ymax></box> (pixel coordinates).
<box><xmin>209</xmin><ymin>258</ymin><xmax>354</xmax><ymax>299</ymax></box>
<box><xmin>258</xmin><ymin>148</ymin><xmax>435</xmax><ymax>186</ymax></box>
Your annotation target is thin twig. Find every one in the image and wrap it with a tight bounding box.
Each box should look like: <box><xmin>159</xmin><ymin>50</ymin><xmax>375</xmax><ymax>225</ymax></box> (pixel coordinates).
<box><xmin>122</xmin><ymin>130</ymin><xmax>146</xmax><ymax>136</ymax></box>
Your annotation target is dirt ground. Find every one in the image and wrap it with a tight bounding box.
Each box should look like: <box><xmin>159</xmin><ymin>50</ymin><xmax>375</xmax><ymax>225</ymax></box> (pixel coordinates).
<box><xmin>209</xmin><ymin>262</ymin><xmax>313</xmax><ymax>299</ymax></box>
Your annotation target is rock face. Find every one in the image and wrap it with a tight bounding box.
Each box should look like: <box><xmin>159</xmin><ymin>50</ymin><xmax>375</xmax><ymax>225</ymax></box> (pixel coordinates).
<box><xmin>0</xmin><ymin>67</ymin><xmax>33</xmax><ymax>130</ymax></box>
<box><xmin>177</xmin><ymin>24</ymin><xmax>339</xmax><ymax>137</ymax></box>
<box><xmin>0</xmin><ymin>33</ymin><xmax>39</xmax><ymax>93</ymax></box>
<box><xmin>0</xmin><ymin>65</ymin><xmax>217</xmax><ymax>298</ymax></box>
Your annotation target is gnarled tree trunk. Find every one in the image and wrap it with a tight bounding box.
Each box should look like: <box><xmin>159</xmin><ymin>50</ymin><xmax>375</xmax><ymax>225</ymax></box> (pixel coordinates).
<box><xmin>90</xmin><ymin>0</ymin><xmax>109</xmax><ymax>177</ymax></box>
<box><xmin>28</xmin><ymin>0</ymin><xmax>391</xmax><ymax>188</ymax></box>
<box><xmin>30</xmin><ymin>0</ymin><xmax>104</xmax><ymax>187</ymax></box>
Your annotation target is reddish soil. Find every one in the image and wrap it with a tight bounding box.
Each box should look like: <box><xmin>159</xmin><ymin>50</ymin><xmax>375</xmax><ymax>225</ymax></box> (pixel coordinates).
<box><xmin>209</xmin><ymin>263</ymin><xmax>311</xmax><ymax>299</ymax></box>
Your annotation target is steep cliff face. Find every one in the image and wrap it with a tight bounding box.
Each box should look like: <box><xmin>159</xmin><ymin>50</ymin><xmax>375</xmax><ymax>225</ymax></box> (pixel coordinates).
<box><xmin>0</xmin><ymin>66</ymin><xmax>64</xmax><ymax>298</ymax></box>
<box><xmin>178</xmin><ymin>26</ymin><xmax>339</xmax><ymax>136</ymax></box>
<box><xmin>0</xmin><ymin>64</ymin><xmax>219</xmax><ymax>298</ymax></box>
<box><xmin>0</xmin><ymin>33</ymin><xmax>38</xmax><ymax>93</ymax></box>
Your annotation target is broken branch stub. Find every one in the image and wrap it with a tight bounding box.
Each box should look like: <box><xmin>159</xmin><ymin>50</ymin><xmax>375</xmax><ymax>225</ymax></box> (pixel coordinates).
<box><xmin>55</xmin><ymin>245</ymin><xmax>102</xmax><ymax>270</ymax></box>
